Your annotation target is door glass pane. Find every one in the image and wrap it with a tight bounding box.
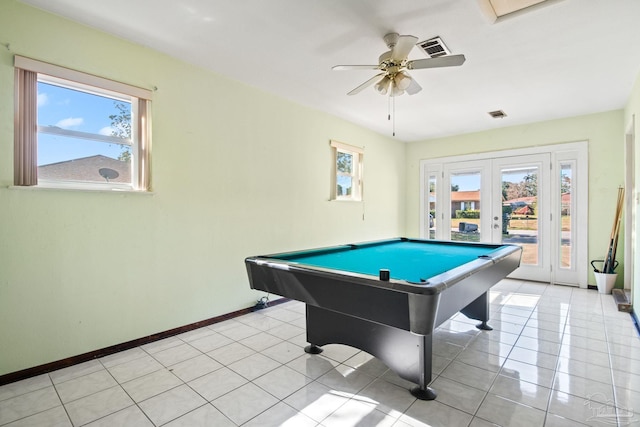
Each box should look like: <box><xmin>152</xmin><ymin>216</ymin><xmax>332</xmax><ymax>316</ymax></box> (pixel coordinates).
<box><xmin>450</xmin><ymin>172</ymin><xmax>480</xmax><ymax>242</ymax></box>
<box><xmin>428</xmin><ymin>174</ymin><xmax>436</xmax><ymax>239</ymax></box>
<box><xmin>501</xmin><ymin>167</ymin><xmax>539</xmax><ymax>265</ymax></box>
<box><xmin>560</xmin><ymin>163</ymin><xmax>573</xmax><ymax>269</ymax></box>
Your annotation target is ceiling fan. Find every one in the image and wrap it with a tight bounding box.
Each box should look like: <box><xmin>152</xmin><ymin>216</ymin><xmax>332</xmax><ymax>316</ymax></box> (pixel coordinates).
<box><xmin>333</xmin><ymin>33</ymin><xmax>466</xmax><ymax>97</ymax></box>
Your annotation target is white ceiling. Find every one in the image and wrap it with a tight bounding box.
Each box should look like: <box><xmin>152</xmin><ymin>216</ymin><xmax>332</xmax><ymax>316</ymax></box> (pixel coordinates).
<box><xmin>18</xmin><ymin>0</ymin><xmax>640</xmax><ymax>142</ymax></box>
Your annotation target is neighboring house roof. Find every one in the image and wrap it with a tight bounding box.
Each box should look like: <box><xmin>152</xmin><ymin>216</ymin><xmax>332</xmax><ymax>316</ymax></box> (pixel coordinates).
<box><xmin>450</xmin><ymin>191</ymin><xmax>480</xmax><ymax>202</ymax></box>
<box><xmin>38</xmin><ymin>155</ymin><xmax>131</xmax><ymax>182</ymax></box>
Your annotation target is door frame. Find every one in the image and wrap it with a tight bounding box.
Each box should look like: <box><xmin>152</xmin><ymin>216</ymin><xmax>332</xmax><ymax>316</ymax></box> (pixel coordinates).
<box><xmin>419</xmin><ymin>141</ymin><xmax>588</xmax><ymax>287</ymax></box>
<box><xmin>625</xmin><ymin>116</ymin><xmax>635</xmax><ymax>299</ymax></box>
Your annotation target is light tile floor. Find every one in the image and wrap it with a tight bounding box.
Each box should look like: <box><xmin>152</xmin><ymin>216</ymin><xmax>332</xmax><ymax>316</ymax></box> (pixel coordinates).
<box><xmin>2</xmin><ymin>279</ymin><xmax>640</xmax><ymax>426</ymax></box>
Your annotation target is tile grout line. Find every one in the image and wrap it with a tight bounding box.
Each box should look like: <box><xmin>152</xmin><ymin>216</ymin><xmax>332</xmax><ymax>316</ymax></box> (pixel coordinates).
<box><xmin>468</xmin><ymin>280</ymin><xmax>544</xmax><ymax>426</ymax></box>
<box><xmin>179</xmin><ymin>309</ymin><xmax>306</xmax><ymax>426</ymax></box>
<box><xmin>600</xmin><ymin>294</ymin><xmax>637</xmax><ymax>426</ymax></box>
<box><xmin>83</xmin><ymin>357</ymin><xmax>155</xmax><ymax>427</ymax></box>
<box><xmin>49</xmin><ymin>372</ymin><xmax>75</xmax><ymax>427</ymax></box>
<box><xmin>539</xmin><ymin>285</ymin><xmax>572</xmax><ymax>427</ymax></box>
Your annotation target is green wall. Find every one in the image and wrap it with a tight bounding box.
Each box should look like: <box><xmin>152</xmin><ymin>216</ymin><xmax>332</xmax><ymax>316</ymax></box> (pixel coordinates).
<box><xmin>404</xmin><ymin>110</ymin><xmax>626</xmax><ymax>287</ymax></box>
<box><xmin>0</xmin><ymin>1</ymin><xmax>406</xmax><ymax>376</ymax></box>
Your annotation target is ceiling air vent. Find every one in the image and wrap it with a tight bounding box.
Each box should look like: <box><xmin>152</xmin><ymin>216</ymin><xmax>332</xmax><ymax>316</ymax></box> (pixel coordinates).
<box><xmin>488</xmin><ymin>110</ymin><xmax>507</xmax><ymax>118</ymax></box>
<box><xmin>417</xmin><ymin>36</ymin><xmax>451</xmax><ymax>58</ymax></box>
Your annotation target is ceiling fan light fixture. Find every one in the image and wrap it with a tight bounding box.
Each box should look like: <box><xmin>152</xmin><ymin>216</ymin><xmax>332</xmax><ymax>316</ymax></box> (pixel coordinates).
<box><xmin>375</xmin><ymin>76</ymin><xmax>392</xmax><ymax>95</ymax></box>
<box><xmin>395</xmin><ymin>72</ymin><xmax>412</xmax><ymax>91</ymax></box>
<box><xmin>391</xmin><ymin>82</ymin><xmax>405</xmax><ymax>97</ymax></box>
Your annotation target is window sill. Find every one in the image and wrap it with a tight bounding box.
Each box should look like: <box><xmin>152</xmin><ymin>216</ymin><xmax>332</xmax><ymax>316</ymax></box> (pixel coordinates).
<box><xmin>7</xmin><ymin>185</ymin><xmax>154</xmax><ymax>195</ymax></box>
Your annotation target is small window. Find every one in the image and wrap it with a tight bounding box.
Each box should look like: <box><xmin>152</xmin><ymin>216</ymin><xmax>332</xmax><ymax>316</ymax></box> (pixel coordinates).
<box><xmin>14</xmin><ymin>56</ymin><xmax>152</xmax><ymax>191</ymax></box>
<box><xmin>330</xmin><ymin>140</ymin><xmax>363</xmax><ymax>201</ymax></box>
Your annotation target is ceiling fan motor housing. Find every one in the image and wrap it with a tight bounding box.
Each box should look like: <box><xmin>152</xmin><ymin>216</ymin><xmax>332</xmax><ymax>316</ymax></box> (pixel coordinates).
<box><xmin>383</xmin><ymin>32</ymin><xmax>400</xmax><ymax>49</ymax></box>
<box><xmin>379</xmin><ymin>50</ymin><xmax>393</xmax><ymax>65</ymax></box>
<box><xmin>378</xmin><ymin>51</ymin><xmax>403</xmax><ymax>76</ymax></box>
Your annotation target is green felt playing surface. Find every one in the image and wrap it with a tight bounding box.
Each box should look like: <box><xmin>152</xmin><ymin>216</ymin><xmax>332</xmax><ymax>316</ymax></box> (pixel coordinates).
<box><xmin>278</xmin><ymin>240</ymin><xmax>501</xmax><ymax>283</ymax></box>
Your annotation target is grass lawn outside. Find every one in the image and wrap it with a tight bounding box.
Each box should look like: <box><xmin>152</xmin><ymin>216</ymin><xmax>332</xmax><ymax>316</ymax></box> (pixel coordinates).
<box><xmin>429</xmin><ymin>216</ymin><xmax>572</xmax><ymax>267</ymax></box>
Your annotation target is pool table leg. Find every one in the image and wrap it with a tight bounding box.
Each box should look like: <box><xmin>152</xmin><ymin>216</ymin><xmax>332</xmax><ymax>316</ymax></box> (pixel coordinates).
<box><xmin>411</xmin><ymin>387</ymin><xmax>437</xmax><ymax>400</ymax></box>
<box><xmin>304</xmin><ymin>344</ymin><xmax>323</xmax><ymax>354</ymax></box>
<box><xmin>476</xmin><ymin>321</ymin><xmax>493</xmax><ymax>331</ymax></box>
<box><xmin>460</xmin><ymin>290</ymin><xmax>493</xmax><ymax>331</ymax></box>
<box><xmin>304</xmin><ymin>305</ymin><xmax>438</xmax><ymax>400</ymax></box>
<box><xmin>410</xmin><ymin>333</ymin><xmax>437</xmax><ymax>400</ymax></box>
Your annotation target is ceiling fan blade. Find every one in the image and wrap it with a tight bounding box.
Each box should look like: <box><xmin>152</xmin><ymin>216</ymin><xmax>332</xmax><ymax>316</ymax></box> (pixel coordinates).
<box><xmin>406</xmin><ymin>77</ymin><xmax>422</xmax><ymax>95</ymax></box>
<box><xmin>347</xmin><ymin>73</ymin><xmax>386</xmax><ymax>96</ymax></box>
<box><xmin>391</xmin><ymin>35</ymin><xmax>418</xmax><ymax>62</ymax></box>
<box><xmin>332</xmin><ymin>65</ymin><xmax>380</xmax><ymax>71</ymax></box>
<box><xmin>407</xmin><ymin>54</ymin><xmax>466</xmax><ymax>70</ymax></box>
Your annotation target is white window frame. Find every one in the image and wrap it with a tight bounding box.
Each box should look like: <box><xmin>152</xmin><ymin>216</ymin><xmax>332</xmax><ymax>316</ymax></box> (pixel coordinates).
<box><xmin>14</xmin><ymin>55</ymin><xmax>152</xmax><ymax>191</ymax></box>
<box><xmin>330</xmin><ymin>140</ymin><xmax>363</xmax><ymax>201</ymax></box>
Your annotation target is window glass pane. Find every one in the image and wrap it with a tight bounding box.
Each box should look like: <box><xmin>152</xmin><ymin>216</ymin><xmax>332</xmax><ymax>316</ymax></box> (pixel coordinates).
<box><xmin>37</xmin><ymin>82</ymin><xmax>131</xmax><ymax>137</ymax></box>
<box><xmin>37</xmin><ymin>135</ymin><xmax>131</xmax><ymax>183</ymax></box>
<box><xmin>337</xmin><ymin>175</ymin><xmax>353</xmax><ymax>196</ymax></box>
<box><xmin>337</xmin><ymin>151</ymin><xmax>353</xmax><ymax>174</ymax></box>
<box><xmin>37</xmin><ymin>134</ymin><xmax>128</xmax><ymax>166</ymax></box>
<box><xmin>37</xmin><ymin>81</ymin><xmax>132</xmax><ymax>172</ymax></box>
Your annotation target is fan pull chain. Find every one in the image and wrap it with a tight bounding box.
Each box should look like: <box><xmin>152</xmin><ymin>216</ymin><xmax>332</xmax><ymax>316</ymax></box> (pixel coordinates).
<box><xmin>386</xmin><ymin>91</ymin><xmax>396</xmax><ymax>137</ymax></box>
<box><xmin>392</xmin><ymin>94</ymin><xmax>396</xmax><ymax>137</ymax></box>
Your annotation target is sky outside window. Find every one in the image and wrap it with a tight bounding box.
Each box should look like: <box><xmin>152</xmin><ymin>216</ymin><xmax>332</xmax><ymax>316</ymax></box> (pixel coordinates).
<box><xmin>37</xmin><ymin>81</ymin><xmax>131</xmax><ymax>166</ymax></box>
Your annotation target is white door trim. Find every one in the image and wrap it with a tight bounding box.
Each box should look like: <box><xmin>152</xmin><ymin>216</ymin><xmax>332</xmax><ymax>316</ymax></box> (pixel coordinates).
<box><xmin>625</xmin><ymin>116</ymin><xmax>635</xmax><ymax>297</ymax></box>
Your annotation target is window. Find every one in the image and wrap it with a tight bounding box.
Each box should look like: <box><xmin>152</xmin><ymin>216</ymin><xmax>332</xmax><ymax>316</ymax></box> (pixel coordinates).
<box><xmin>14</xmin><ymin>56</ymin><xmax>152</xmax><ymax>191</ymax></box>
<box><xmin>330</xmin><ymin>140</ymin><xmax>363</xmax><ymax>201</ymax></box>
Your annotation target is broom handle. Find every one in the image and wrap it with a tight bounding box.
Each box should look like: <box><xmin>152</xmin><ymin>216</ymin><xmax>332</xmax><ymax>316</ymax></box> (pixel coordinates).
<box><xmin>604</xmin><ymin>189</ymin><xmax>621</xmax><ymax>272</ymax></box>
<box><xmin>609</xmin><ymin>189</ymin><xmax>624</xmax><ymax>270</ymax></box>
<box><xmin>604</xmin><ymin>188</ymin><xmax>624</xmax><ymax>273</ymax></box>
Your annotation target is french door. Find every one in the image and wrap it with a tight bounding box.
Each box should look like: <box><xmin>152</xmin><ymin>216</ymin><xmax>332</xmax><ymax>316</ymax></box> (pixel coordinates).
<box><xmin>491</xmin><ymin>155</ymin><xmax>551</xmax><ymax>282</ymax></box>
<box><xmin>422</xmin><ymin>143</ymin><xmax>587</xmax><ymax>286</ymax></box>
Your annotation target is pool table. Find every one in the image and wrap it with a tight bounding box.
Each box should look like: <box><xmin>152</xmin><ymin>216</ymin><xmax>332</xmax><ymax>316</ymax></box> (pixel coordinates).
<box><xmin>245</xmin><ymin>238</ymin><xmax>521</xmax><ymax>399</ymax></box>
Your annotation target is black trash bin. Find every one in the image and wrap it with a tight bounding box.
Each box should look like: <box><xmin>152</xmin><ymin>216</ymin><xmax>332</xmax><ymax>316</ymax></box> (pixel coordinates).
<box><xmin>458</xmin><ymin>222</ymin><xmax>478</xmax><ymax>233</ymax></box>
